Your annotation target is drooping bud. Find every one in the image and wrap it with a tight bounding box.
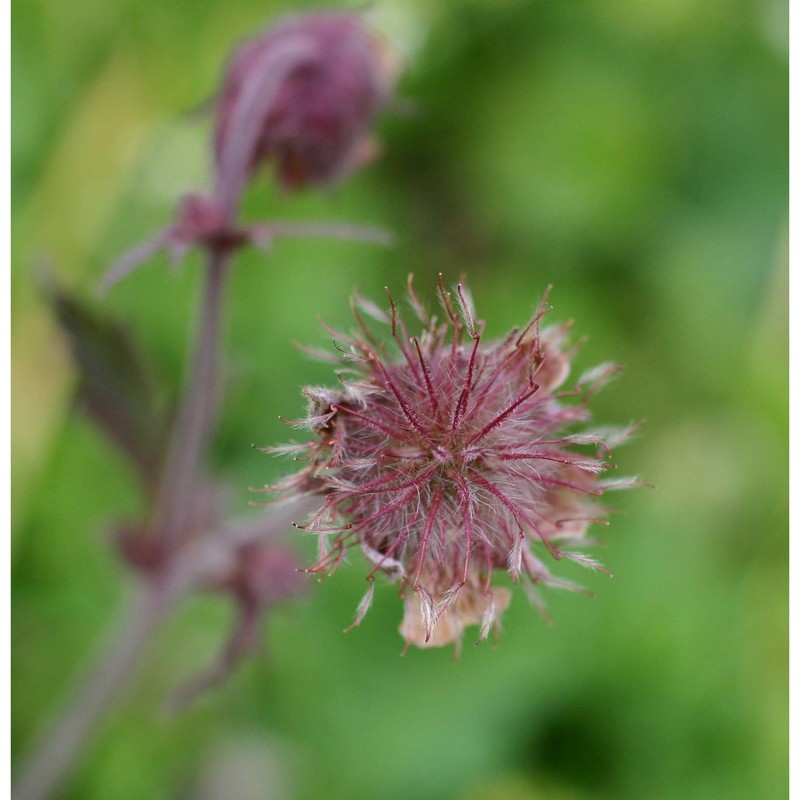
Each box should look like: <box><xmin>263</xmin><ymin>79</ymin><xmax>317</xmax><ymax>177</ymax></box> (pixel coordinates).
<box><xmin>214</xmin><ymin>12</ymin><xmax>397</xmax><ymax>196</ymax></box>
<box><xmin>100</xmin><ymin>13</ymin><xmax>397</xmax><ymax>293</ymax></box>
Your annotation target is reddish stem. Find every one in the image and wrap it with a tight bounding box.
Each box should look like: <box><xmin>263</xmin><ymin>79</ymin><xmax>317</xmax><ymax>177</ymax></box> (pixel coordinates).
<box><xmin>153</xmin><ymin>248</ymin><xmax>230</xmax><ymax>547</ymax></box>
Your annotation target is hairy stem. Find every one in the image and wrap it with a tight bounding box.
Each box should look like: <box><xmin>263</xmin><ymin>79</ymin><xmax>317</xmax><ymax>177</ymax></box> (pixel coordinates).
<box><xmin>15</xmin><ymin>247</ymin><xmax>232</xmax><ymax>799</ymax></box>
<box><xmin>154</xmin><ymin>249</ymin><xmax>230</xmax><ymax>547</ymax></box>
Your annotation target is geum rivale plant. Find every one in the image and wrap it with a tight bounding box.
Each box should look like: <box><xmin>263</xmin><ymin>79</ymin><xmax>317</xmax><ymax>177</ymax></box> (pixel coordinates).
<box><xmin>15</xmin><ymin>10</ymin><xmax>641</xmax><ymax>800</ymax></box>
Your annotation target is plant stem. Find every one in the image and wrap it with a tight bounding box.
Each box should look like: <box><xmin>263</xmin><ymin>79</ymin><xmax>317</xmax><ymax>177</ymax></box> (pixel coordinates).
<box><xmin>154</xmin><ymin>248</ymin><xmax>230</xmax><ymax>547</ymax></box>
<box><xmin>15</xmin><ymin>246</ymin><xmax>233</xmax><ymax>799</ymax></box>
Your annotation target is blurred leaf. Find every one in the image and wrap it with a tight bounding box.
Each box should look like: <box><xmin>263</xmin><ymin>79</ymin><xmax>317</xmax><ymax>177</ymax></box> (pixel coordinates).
<box><xmin>44</xmin><ymin>275</ymin><xmax>170</xmax><ymax>488</ymax></box>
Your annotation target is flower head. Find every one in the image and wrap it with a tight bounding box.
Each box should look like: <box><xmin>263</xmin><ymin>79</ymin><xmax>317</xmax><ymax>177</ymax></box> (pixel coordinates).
<box><xmin>214</xmin><ymin>12</ymin><xmax>396</xmax><ymax>193</ymax></box>
<box><xmin>265</xmin><ymin>277</ymin><xmax>638</xmax><ymax>650</ymax></box>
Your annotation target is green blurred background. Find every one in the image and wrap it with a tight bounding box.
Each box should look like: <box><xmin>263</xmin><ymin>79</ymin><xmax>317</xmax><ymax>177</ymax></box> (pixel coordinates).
<box><xmin>12</xmin><ymin>1</ymin><xmax>788</xmax><ymax>798</ymax></box>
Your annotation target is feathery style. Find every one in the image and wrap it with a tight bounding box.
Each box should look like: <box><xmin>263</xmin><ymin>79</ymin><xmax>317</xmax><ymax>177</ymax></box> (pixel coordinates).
<box><xmin>264</xmin><ymin>277</ymin><xmax>638</xmax><ymax>650</ymax></box>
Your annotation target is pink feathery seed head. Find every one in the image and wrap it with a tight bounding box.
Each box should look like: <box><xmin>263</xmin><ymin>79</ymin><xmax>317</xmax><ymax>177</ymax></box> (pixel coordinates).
<box><xmin>264</xmin><ymin>276</ymin><xmax>640</xmax><ymax>651</ymax></box>
<box><xmin>214</xmin><ymin>11</ymin><xmax>397</xmax><ymax>192</ymax></box>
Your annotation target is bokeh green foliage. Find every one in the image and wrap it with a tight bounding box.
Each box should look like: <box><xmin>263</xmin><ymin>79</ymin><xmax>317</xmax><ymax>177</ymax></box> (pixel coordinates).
<box><xmin>12</xmin><ymin>0</ymin><xmax>787</xmax><ymax>798</ymax></box>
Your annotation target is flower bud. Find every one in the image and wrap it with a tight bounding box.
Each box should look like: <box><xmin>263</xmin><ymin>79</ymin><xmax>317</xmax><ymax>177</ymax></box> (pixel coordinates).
<box><xmin>214</xmin><ymin>12</ymin><xmax>396</xmax><ymax>192</ymax></box>
<box><xmin>218</xmin><ymin>541</ymin><xmax>307</xmax><ymax>608</ymax></box>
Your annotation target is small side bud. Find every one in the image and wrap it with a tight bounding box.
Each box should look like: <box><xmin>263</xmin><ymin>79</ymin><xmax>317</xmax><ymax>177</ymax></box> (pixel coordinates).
<box><xmin>168</xmin><ymin>541</ymin><xmax>306</xmax><ymax>712</ymax></box>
